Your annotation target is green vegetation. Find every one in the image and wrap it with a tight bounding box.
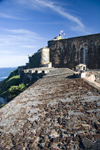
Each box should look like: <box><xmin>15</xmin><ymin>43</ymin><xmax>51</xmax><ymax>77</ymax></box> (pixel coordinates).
<box><xmin>0</xmin><ymin>69</ymin><xmax>27</xmax><ymax>103</ymax></box>
<box><xmin>0</xmin><ymin>104</ymin><xmax>5</xmax><ymax>108</ymax></box>
<box><xmin>8</xmin><ymin>83</ymin><xmax>26</xmax><ymax>98</ymax></box>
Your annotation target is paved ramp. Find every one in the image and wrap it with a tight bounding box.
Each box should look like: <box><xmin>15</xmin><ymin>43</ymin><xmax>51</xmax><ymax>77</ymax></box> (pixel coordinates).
<box><xmin>0</xmin><ymin>68</ymin><xmax>100</xmax><ymax>150</ymax></box>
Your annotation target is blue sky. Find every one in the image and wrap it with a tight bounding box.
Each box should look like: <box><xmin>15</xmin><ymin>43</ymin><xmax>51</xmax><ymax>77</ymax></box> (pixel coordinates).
<box><xmin>0</xmin><ymin>0</ymin><xmax>100</xmax><ymax>67</ymax></box>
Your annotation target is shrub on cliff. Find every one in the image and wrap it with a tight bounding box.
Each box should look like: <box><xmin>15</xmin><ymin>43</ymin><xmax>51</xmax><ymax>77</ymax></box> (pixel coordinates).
<box><xmin>0</xmin><ymin>83</ymin><xmax>26</xmax><ymax>102</ymax></box>
<box><xmin>7</xmin><ymin>69</ymin><xmax>18</xmax><ymax>79</ymax></box>
<box><xmin>9</xmin><ymin>83</ymin><xmax>26</xmax><ymax>95</ymax></box>
<box><xmin>0</xmin><ymin>75</ymin><xmax>20</xmax><ymax>95</ymax></box>
<box><xmin>0</xmin><ymin>69</ymin><xmax>29</xmax><ymax>105</ymax></box>
<box><xmin>0</xmin><ymin>69</ymin><xmax>19</xmax><ymax>88</ymax></box>
<box><xmin>4</xmin><ymin>83</ymin><xmax>26</xmax><ymax>100</ymax></box>
<box><xmin>0</xmin><ymin>69</ymin><xmax>21</xmax><ymax>101</ymax></box>
<box><xmin>7</xmin><ymin>75</ymin><xmax>20</xmax><ymax>86</ymax></box>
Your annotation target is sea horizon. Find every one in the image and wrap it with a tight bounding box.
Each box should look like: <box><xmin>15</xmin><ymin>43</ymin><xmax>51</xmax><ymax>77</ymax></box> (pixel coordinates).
<box><xmin>0</xmin><ymin>67</ymin><xmax>17</xmax><ymax>82</ymax></box>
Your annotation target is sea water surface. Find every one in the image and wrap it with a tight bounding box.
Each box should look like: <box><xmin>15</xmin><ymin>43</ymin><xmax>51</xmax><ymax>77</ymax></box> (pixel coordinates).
<box><xmin>0</xmin><ymin>67</ymin><xmax>16</xmax><ymax>82</ymax></box>
<box><xmin>0</xmin><ymin>67</ymin><xmax>16</xmax><ymax>104</ymax></box>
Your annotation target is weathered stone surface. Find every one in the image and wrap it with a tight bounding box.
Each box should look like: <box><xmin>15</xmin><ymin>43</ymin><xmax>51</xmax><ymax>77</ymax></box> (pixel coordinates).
<box><xmin>48</xmin><ymin>33</ymin><xmax>100</xmax><ymax>69</ymax></box>
<box><xmin>81</xmin><ymin>138</ymin><xmax>93</xmax><ymax>149</ymax></box>
<box><xmin>81</xmin><ymin>124</ymin><xmax>91</xmax><ymax>130</ymax></box>
<box><xmin>90</xmin><ymin>139</ymin><xmax>100</xmax><ymax>150</ymax></box>
<box><xmin>0</xmin><ymin>68</ymin><xmax>100</xmax><ymax>149</ymax></box>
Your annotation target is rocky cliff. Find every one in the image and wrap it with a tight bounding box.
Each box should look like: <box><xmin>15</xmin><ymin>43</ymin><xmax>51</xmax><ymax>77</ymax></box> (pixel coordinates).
<box><xmin>0</xmin><ymin>68</ymin><xmax>100</xmax><ymax>150</ymax></box>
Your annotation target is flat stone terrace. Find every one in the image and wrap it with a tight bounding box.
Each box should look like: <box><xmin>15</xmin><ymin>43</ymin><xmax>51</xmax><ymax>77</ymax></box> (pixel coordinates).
<box><xmin>0</xmin><ymin>68</ymin><xmax>100</xmax><ymax>150</ymax></box>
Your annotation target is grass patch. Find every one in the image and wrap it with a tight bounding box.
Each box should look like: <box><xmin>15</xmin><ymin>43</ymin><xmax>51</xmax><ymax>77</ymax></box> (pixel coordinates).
<box><xmin>0</xmin><ymin>69</ymin><xmax>27</xmax><ymax>103</ymax></box>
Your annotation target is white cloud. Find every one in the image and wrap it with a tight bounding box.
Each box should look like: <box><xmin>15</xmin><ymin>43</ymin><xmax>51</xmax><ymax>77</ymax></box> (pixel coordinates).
<box><xmin>70</xmin><ymin>25</ymin><xmax>92</xmax><ymax>35</ymax></box>
<box><xmin>16</xmin><ymin>0</ymin><xmax>84</xmax><ymax>28</ymax></box>
<box><xmin>0</xmin><ymin>28</ymin><xmax>44</xmax><ymax>67</ymax></box>
<box><xmin>15</xmin><ymin>0</ymin><xmax>89</xmax><ymax>35</ymax></box>
<box><xmin>6</xmin><ymin>29</ymin><xmax>38</xmax><ymax>35</ymax></box>
<box><xmin>0</xmin><ymin>12</ymin><xmax>21</xmax><ymax>20</ymax></box>
<box><xmin>0</xmin><ymin>13</ymin><xmax>13</xmax><ymax>19</ymax></box>
<box><xmin>0</xmin><ymin>55</ymin><xmax>28</xmax><ymax>67</ymax></box>
<box><xmin>34</xmin><ymin>0</ymin><xmax>93</xmax><ymax>34</ymax></box>
<box><xmin>22</xmin><ymin>45</ymin><xmax>38</xmax><ymax>48</ymax></box>
<box><xmin>0</xmin><ymin>50</ymin><xmax>17</xmax><ymax>54</ymax></box>
<box><xmin>36</xmin><ymin>0</ymin><xmax>84</xmax><ymax>27</ymax></box>
<box><xmin>0</xmin><ymin>28</ymin><xmax>42</xmax><ymax>49</ymax></box>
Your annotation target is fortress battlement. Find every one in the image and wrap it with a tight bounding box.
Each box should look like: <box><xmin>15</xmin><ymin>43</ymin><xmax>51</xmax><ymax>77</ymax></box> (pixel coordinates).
<box><xmin>27</xmin><ymin>33</ymin><xmax>100</xmax><ymax>69</ymax></box>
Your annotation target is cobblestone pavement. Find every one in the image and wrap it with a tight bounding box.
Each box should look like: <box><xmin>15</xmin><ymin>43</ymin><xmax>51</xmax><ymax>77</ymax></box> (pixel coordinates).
<box><xmin>0</xmin><ymin>68</ymin><xmax>100</xmax><ymax>150</ymax></box>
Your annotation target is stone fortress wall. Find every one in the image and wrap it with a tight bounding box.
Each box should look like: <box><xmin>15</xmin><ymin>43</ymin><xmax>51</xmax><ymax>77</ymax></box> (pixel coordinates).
<box><xmin>18</xmin><ymin>33</ymin><xmax>100</xmax><ymax>84</ymax></box>
<box><xmin>27</xmin><ymin>33</ymin><xmax>100</xmax><ymax>69</ymax></box>
<box><xmin>28</xmin><ymin>47</ymin><xmax>50</xmax><ymax>68</ymax></box>
<box><xmin>48</xmin><ymin>33</ymin><xmax>100</xmax><ymax>69</ymax></box>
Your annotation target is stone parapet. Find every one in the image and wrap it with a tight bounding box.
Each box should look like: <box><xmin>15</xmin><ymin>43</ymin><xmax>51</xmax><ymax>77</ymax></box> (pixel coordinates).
<box><xmin>81</xmin><ymin>70</ymin><xmax>100</xmax><ymax>88</ymax></box>
<box><xmin>20</xmin><ymin>67</ymin><xmax>54</xmax><ymax>84</ymax></box>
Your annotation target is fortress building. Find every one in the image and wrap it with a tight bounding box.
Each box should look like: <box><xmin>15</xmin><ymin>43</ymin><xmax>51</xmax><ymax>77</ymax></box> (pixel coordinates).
<box><xmin>27</xmin><ymin>33</ymin><xmax>100</xmax><ymax>69</ymax></box>
<box><xmin>48</xmin><ymin>33</ymin><xmax>100</xmax><ymax>69</ymax></box>
<box><xmin>28</xmin><ymin>47</ymin><xmax>50</xmax><ymax>68</ymax></box>
<box><xmin>1</xmin><ymin>34</ymin><xmax>100</xmax><ymax>150</ymax></box>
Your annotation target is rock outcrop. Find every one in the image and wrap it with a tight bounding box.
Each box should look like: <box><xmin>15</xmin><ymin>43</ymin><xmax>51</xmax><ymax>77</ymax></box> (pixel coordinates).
<box><xmin>0</xmin><ymin>68</ymin><xmax>100</xmax><ymax>150</ymax></box>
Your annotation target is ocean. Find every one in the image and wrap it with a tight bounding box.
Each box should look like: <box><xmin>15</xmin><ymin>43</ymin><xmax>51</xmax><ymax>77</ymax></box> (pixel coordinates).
<box><xmin>0</xmin><ymin>67</ymin><xmax>17</xmax><ymax>82</ymax></box>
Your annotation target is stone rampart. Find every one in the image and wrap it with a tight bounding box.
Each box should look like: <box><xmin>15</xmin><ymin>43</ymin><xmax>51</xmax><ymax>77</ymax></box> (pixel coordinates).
<box><xmin>48</xmin><ymin>33</ymin><xmax>100</xmax><ymax>69</ymax></box>
<box><xmin>19</xmin><ymin>33</ymin><xmax>100</xmax><ymax>80</ymax></box>
<box><xmin>20</xmin><ymin>67</ymin><xmax>54</xmax><ymax>84</ymax></box>
<box><xmin>28</xmin><ymin>47</ymin><xmax>50</xmax><ymax>68</ymax></box>
<box><xmin>0</xmin><ymin>68</ymin><xmax>100</xmax><ymax>149</ymax></box>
